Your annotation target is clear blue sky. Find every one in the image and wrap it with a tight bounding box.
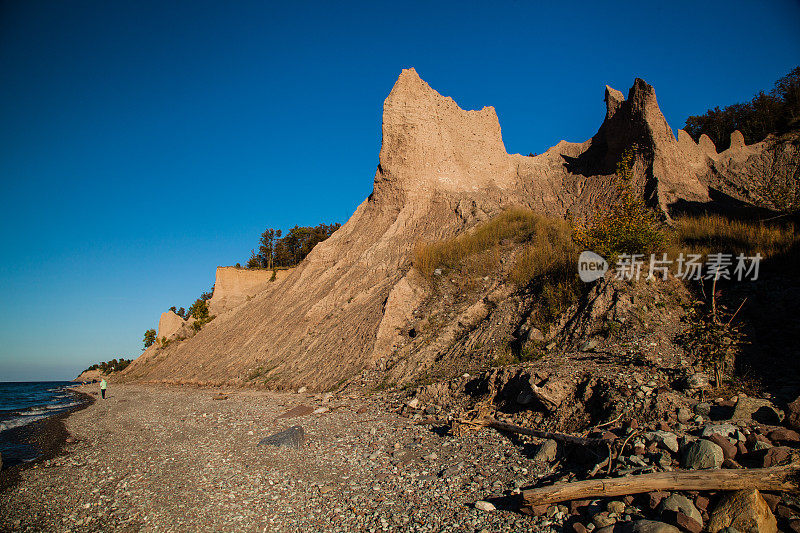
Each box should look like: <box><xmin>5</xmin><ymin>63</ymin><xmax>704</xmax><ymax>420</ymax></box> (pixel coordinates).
<box><xmin>1</xmin><ymin>1</ymin><xmax>798</xmax><ymax>381</ymax></box>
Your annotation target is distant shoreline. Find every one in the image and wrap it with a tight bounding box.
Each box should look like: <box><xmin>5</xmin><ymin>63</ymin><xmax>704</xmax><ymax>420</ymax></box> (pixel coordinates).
<box><xmin>0</xmin><ymin>388</ymin><xmax>95</xmax><ymax>494</ymax></box>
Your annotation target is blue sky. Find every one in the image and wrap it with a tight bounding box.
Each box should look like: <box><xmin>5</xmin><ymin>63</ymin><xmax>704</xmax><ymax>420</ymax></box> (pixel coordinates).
<box><xmin>1</xmin><ymin>0</ymin><xmax>798</xmax><ymax>381</ymax></box>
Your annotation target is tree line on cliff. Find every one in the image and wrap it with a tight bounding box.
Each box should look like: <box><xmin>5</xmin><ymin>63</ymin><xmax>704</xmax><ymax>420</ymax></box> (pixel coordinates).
<box><xmin>684</xmin><ymin>66</ymin><xmax>799</xmax><ymax>150</ymax></box>
<box><xmin>243</xmin><ymin>222</ymin><xmax>341</xmax><ymax>270</ymax></box>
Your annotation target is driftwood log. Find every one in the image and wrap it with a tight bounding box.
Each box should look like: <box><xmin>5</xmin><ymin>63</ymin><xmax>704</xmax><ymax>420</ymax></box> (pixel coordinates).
<box><xmin>523</xmin><ymin>463</ymin><xmax>800</xmax><ymax>507</ymax></box>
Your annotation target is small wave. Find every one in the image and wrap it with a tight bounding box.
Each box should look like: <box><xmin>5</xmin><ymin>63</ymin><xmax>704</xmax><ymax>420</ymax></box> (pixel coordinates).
<box><xmin>0</xmin><ymin>413</ymin><xmax>49</xmax><ymax>432</ymax></box>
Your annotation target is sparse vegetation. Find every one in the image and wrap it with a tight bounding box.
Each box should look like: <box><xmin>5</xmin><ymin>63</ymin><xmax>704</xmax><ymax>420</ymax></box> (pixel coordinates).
<box><xmin>677</xmin><ymin>299</ymin><xmax>745</xmax><ymax>385</ymax></box>
<box><xmin>684</xmin><ymin>66</ymin><xmax>800</xmax><ymax>150</ymax></box>
<box><xmin>671</xmin><ymin>214</ymin><xmax>798</xmax><ymax>259</ymax></box>
<box><xmin>574</xmin><ymin>147</ymin><xmax>666</xmax><ymax>262</ymax></box>
<box><xmin>83</xmin><ymin>358</ymin><xmax>133</xmax><ymax>374</ymax></box>
<box><xmin>414</xmin><ymin>208</ymin><xmax>562</xmax><ymax>279</ymax></box>
<box><xmin>247</xmin><ymin>223</ymin><xmax>341</xmax><ymax>269</ymax></box>
<box><xmin>143</xmin><ymin>328</ymin><xmax>157</xmax><ymax>349</ymax></box>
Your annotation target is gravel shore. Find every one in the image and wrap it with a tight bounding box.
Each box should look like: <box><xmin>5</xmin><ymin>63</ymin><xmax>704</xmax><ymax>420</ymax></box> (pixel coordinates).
<box><xmin>0</xmin><ymin>384</ymin><xmax>551</xmax><ymax>532</ymax></box>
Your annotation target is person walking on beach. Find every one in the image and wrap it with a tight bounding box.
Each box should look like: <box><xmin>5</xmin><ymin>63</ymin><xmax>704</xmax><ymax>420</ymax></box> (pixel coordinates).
<box><xmin>100</xmin><ymin>379</ymin><xmax>107</xmax><ymax>399</ymax></box>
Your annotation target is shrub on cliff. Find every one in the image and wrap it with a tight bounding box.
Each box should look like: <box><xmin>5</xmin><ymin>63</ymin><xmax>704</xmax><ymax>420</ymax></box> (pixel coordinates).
<box><xmin>143</xmin><ymin>329</ymin><xmax>156</xmax><ymax>349</ymax></box>
<box><xmin>573</xmin><ymin>147</ymin><xmax>665</xmax><ymax>261</ymax></box>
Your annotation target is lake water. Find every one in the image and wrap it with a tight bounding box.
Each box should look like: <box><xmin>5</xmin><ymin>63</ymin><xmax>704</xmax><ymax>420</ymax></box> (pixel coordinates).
<box><xmin>0</xmin><ymin>381</ymin><xmax>85</xmax><ymax>467</ymax></box>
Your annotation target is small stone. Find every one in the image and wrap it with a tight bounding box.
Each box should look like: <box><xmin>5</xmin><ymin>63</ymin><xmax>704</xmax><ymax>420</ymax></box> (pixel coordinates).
<box><xmin>762</xmin><ymin>446</ymin><xmax>793</xmax><ymax>467</ymax></box>
<box><xmin>706</xmin><ymin>434</ymin><xmax>737</xmax><ymax>461</ymax></box>
<box><xmin>693</xmin><ymin>402</ymin><xmax>711</xmax><ymax>417</ymax></box>
<box><xmin>674</xmin><ymin>510</ymin><xmax>703</xmax><ymax>533</ymax></box>
<box><xmin>701</xmin><ymin>424</ymin><xmax>738</xmax><ymax>439</ymax></box>
<box><xmin>768</xmin><ymin>428</ymin><xmax>800</xmax><ymax>444</ymax></box>
<box><xmin>607</xmin><ymin>501</ymin><xmax>626</xmax><ymax>515</ymax></box>
<box><xmin>694</xmin><ymin>496</ymin><xmax>710</xmax><ymax>512</ymax></box>
<box><xmin>752</xmin><ymin>440</ymin><xmax>773</xmax><ymax>451</ymax></box>
<box><xmin>659</xmin><ymin>494</ymin><xmax>702</xmax><ymax>527</ymax></box>
<box><xmin>297</xmin><ymin>386</ymin><xmax>307</xmax><ymax>393</ymax></box>
<box><xmin>682</xmin><ymin>440</ymin><xmax>724</xmax><ymax>469</ymax></box>
<box><xmin>474</xmin><ymin>500</ymin><xmax>495</xmax><ymax>512</ymax></box>
<box><xmin>592</xmin><ymin>512</ymin><xmax>616</xmax><ymax>528</ymax></box>
<box><xmin>257</xmin><ymin>425</ymin><xmax>305</xmax><ymax>449</ymax></box>
<box><xmin>649</xmin><ymin>491</ymin><xmax>670</xmax><ymax>510</ymax></box>
<box><xmin>406</xmin><ymin>398</ymin><xmax>420</xmax><ymax>409</ymax></box>
<box><xmin>630</xmin><ymin>519</ymin><xmax>680</xmax><ymax>532</ymax></box>
<box><xmin>646</xmin><ymin>431</ymin><xmax>679</xmax><ymax>453</ymax></box>
<box><xmin>533</xmin><ymin>439</ymin><xmax>558</xmax><ymax>463</ymax></box>
<box><xmin>708</xmin><ymin>489</ymin><xmax>777</xmax><ymax>533</ymax></box>
<box><xmin>677</xmin><ymin>408</ymin><xmax>691</xmax><ymax>424</ymax></box>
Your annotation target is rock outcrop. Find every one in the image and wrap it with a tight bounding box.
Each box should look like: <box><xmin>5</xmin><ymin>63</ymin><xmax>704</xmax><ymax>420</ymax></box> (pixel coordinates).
<box><xmin>120</xmin><ymin>68</ymin><xmax>775</xmax><ymax>390</ymax></box>
<box><xmin>207</xmin><ymin>266</ymin><xmax>292</xmax><ymax>317</ymax></box>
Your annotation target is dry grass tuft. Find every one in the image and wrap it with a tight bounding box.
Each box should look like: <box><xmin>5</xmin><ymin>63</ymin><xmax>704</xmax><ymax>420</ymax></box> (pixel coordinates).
<box><xmin>671</xmin><ymin>214</ymin><xmax>798</xmax><ymax>259</ymax></box>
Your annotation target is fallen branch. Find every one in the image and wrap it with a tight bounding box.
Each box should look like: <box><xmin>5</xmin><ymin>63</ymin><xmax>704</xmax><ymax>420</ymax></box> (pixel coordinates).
<box><xmin>459</xmin><ymin>417</ymin><xmax>609</xmax><ymax>447</ymax></box>
<box><xmin>523</xmin><ymin>463</ymin><xmax>800</xmax><ymax>507</ymax></box>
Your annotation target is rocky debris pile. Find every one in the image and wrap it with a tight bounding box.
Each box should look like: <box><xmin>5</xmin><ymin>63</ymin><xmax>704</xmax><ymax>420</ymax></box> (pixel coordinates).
<box><xmin>399</xmin><ymin>377</ymin><xmax>800</xmax><ymax>532</ymax></box>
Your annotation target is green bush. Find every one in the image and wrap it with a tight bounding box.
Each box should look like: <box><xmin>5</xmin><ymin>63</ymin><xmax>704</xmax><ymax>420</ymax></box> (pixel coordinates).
<box><xmin>574</xmin><ymin>147</ymin><xmax>665</xmax><ymax>262</ymax></box>
<box><xmin>143</xmin><ymin>329</ymin><xmax>157</xmax><ymax>349</ymax></box>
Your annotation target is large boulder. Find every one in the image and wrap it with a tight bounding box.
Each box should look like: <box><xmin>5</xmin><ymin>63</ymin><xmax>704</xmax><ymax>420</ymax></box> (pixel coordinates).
<box><xmin>682</xmin><ymin>439</ymin><xmax>724</xmax><ymax>469</ymax></box>
<box><xmin>708</xmin><ymin>489</ymin><xmax>777</xmax><ymax>533</ymax></box>
<box><xmin>731</xmin><ymin>397</ymin><xmax>784</xmax><ymax>425</ymax></box>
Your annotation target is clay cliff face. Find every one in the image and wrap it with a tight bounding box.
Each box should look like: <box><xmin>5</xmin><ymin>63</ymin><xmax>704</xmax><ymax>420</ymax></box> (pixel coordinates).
<box><xmin>120</xmin><ymin>68</ymin><xmax>769</xmax><ymax>390</ymax></box>
<box><xmin>207</xmin><ymin>267</ymin><xmax>293</xmax><ymax>317</ymax></box>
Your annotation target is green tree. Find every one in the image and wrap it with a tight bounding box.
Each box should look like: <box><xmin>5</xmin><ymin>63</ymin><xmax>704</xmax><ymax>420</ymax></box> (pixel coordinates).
<box><xmin>143</xmin><ymin>329</ymin><xmax>157</xmax><ymax>349</ymax></box>
<box><xmin>685</xmin><ymin>66</ymin><xmax>800</xmax><ymax>150</ymax></box>
<box><xmin>257</xmin><ymin>228</ymin><xmax>282</xmax><ymax>269</ymax></box>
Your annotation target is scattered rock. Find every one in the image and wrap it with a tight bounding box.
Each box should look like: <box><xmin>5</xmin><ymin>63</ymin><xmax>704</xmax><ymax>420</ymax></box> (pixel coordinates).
<box><xmin>693</xmin><ymin>402</ymin><xmax>711</xmax><ymax>417</ymax></box>
<box><xmin>474</xmin><ymin>500</ymin><xmax>495</xmax><ymax>512</ymax></box>
<box><xmin>682</xmin><ymin>440</ymin><xmax>724</xmax><ymax>469</ymax></box>
<box><xmin>648</xmin><ymin>491</ymin><xmax>670</xmax><ymax>510</ymax></box>
<box><xmin>631</xmin><ymin>520</ymin><xmax>680</xmax><ymax>533</ymax></box>
<box><xmin>708</xmin><ymin>489</ymin><xmax>777</xmax><ymax>533</ymax></box>
<box><xmin>701</xmin><ymin>424</ymin><xmax>738</xmax><ymax>439</ymax></box>
<box><xmin>673</xmin><ymin>510</ymin><xmax>703</xmax><ymax>533</ymax></box>
<box><xmin>646</xmin><ymin>431</ymin><xmax>679</xmax><ymax>453</ymax></box>
<box><xmin>788</xmin><ymin>395</ymin><xmax>800</xmax><ymax>431</ymax></box>
<box><xmin>761</xmin><ymin>446</ymin><xmax>793</xmax><ymax>467</ymax></box>
<box><xmin>768</xmin><ymin>428</ymin><xmax>799</xmax><ymax>444</ymax></box>
<box><xmin>705</xmin><ymin>434</ymin><xmax>737</xmax><ymax>461</ymax></box>
<box><xmin>297</xmin><ymin>386</ymin><xmax>307</xmax><ymax>394</ymax></box>
<box><xmin>607</xmin><ymin>501</ymin><xmax>626</xmax><ymax>515</ymax></box>
<box><xmin>257</xmin><ymin>425</ymin><xmax>305</xmax><ymax>449</ymax></box>
<box><xmin>533</xmin><ymin>439</ymin><xmax>558</xmax><ymax>463</ymax></box>
<box><xmin>592</xmin><ymin>511</ymin><xmax>616</xmax><ymax>528</ymax></box>
<box><xmin>659</xmin><ymin>494</ymin><xmax>702</xmax><ymax>527</ymax></box>
<box><xmin>731</xmin><ymin>397</ymin><xmax>783</xmax><ymax>425</ymax></box>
